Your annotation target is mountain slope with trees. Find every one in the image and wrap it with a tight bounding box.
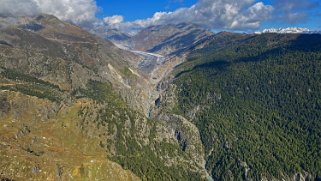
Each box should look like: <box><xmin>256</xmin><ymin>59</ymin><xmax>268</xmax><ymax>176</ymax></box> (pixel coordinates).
<box><xmin>158</xmin><ymin>33</ymin><xmax>321</xmax><ymax>180</ymax></box>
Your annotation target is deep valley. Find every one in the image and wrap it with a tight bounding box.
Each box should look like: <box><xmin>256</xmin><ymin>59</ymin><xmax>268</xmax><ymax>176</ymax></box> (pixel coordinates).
<box><xmin>0</xmin><ymin>14</ymin><xmax>320</xmax><ymax>181</ymax></box>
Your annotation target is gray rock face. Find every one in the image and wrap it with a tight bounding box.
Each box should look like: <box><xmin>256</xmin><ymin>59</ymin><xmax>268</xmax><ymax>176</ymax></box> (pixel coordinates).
<box><xmin>96</xmin><ymin>28</ymin><xmax>131</xmax><ymax>42</ymax></box>
<box><xmin>105</xmin><ymin>23</ymin><xmax>213</xmax><ymax>57</ymax></box>
<box><xmin>0</xmin><ymin>96</ymin><xmax>10</xmax><ymax>117</ymax></box>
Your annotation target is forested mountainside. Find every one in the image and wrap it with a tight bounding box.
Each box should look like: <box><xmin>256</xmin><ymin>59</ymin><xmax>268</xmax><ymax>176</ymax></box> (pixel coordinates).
<box><xmin>155</xmin><ymin>32</ymin><xmax>321</xmax><ymax>180</ymax></box>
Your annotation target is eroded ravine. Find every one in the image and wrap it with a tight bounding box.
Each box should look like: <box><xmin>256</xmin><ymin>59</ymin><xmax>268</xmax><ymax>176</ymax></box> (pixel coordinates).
<box><xmin>114</xmin><ymin>41</ymin><xmax>214</xmax><ymax>180</ymax></box>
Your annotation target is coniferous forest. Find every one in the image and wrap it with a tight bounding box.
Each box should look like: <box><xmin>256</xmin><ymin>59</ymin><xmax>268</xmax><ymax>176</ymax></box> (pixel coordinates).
<box><xmin>171</xmin><ymin>33</ymin><xmax>321</xmax><ymax>180</ymax></box>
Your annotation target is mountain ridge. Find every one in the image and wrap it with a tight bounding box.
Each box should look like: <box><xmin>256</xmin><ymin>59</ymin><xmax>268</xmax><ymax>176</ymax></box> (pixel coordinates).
<box><xmin>103</xmin><ymin>23</ymin><xmax>213</xmax><ymax>57</ymax></box>
<box><xmin>260</xmin><ymin>27</ymin><xmax>321</xmax><ymax>34</ymax></box>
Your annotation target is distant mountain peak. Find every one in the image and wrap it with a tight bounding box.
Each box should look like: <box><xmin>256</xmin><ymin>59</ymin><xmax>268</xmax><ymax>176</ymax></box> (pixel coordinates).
<box><xmin>102</xmin><ymin>22</ymin><xmax>213</xmax><ymax>57</ymax></box>
<box><xmin>259</xmin><ymin>27</ymin><xmax>321</xmax><ymax>34</ymax></box>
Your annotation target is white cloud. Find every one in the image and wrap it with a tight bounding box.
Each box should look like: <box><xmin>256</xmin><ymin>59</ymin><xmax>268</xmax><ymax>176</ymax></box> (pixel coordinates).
<box><xmin>0</xmin><ymin>0</ymin><xmax>40</xmax><ymax>17</ymax></box>
<box><xmin>2</xmin><ymin>0</ymin><xmax>318</xmax><ymax>33</ymax></box>
<box><xmin>104</xmin><ymin>0</ymin><xmax>273</xmax><ymax>32</ymax></box>
<box><xmin>103</xmin><ymin>15</ymin><xmax>124</xmax><ymax>25</ymax></box>
<box><xmin>0</xmin><ymin>0</ymin><xmax>98</xmax><ymax>24</ymax></box>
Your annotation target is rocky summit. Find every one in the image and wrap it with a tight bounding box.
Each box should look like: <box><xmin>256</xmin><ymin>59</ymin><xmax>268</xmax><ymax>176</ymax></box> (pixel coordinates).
<box><xmin>0</xmin><ymin>14</ymin><xmax>320</xmax><ymax>181</ymax></box>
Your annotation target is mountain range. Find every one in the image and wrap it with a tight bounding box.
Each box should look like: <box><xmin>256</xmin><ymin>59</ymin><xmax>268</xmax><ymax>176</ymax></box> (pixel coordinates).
<box><xmin>0</xmin><ymin>15</ymin><xmax>320</xmax><ymax>181</ymax></box>
<box><xmin>259</xmin><ymin>27</ymin><xmax>321</xmax><ymax>34</ymax></box>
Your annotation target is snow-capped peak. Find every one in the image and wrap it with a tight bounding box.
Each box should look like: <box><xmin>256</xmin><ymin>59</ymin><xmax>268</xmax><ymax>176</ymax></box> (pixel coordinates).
<box><xmin>263</xmin><ymin>27</ymin><xmax>309</xmax><ymax>34</ymax></box>
<box><xmin>261</xmin><ymin>27</ymin><xmax>321</xmax><ymax>34</ymax></box>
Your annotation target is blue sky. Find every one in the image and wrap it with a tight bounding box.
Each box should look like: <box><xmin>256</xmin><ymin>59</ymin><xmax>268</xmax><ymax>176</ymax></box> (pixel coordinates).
<box><xmin>96</xmin><ymin>0</ymin><xmax>197</xmax><ymax>21</ymax></box>
<box><xmin>96</xmin><ymin>0</ymin><xmax>321</xmax><ymax>31</ymax></box>
<box><xmin>1</xmin><ymin>0</ymin><xmax>320</xmax><ymax>32</ymax></box>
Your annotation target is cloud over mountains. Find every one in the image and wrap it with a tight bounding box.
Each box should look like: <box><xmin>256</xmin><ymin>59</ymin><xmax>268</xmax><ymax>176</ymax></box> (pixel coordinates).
<box><xmin>0</xmin><ymin>0</ymin><xmax>319</xmax><ymax>32</ymax></box>
<box><xmin>104</xmin><ymin>0</ymin><xmax>273</xmax><ymax>32</ymax></box>
<box><xmin>103</xmin><ymin>15</ymin><xmax>124</xmax><ymax>25</ymax></box>
<box><xmin>0</xmin><ymin>0</ymin><xmax>97</xmax><ymax>24</ymax></box>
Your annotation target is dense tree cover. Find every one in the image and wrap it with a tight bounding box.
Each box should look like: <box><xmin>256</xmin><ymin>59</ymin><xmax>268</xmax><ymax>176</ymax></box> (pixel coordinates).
<box><xmin>0</xmin><ymin>67</ymin><xmax>63</xmax><ymax>101</ymax></box>
<box><xmin>172</xmin><ymin>34</ymin><xmax>321</xmax><ymax>180</ymax></box>
<box><xmin>0</xmin><ymin>67</ymin><xmax>60</xmax><ymax>89</ymax></box>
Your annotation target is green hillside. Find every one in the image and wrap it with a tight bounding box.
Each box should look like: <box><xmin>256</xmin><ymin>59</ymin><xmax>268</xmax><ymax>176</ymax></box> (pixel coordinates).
<box><xmin>170</xmin><ymin>33</ymin><xmax>321</xmax><ymax>180</ymax></box>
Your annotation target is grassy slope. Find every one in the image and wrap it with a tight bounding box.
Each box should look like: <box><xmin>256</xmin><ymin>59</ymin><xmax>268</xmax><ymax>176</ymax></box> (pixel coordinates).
<box><xmin>0</xmin><ymin>91</ymin><xmax>139</xmax><ymax>181</ymax></box>
<box><xmin>0</xmin><ymin>69</ymin><xmax>204</xmax><ymax>180</ymax></box>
